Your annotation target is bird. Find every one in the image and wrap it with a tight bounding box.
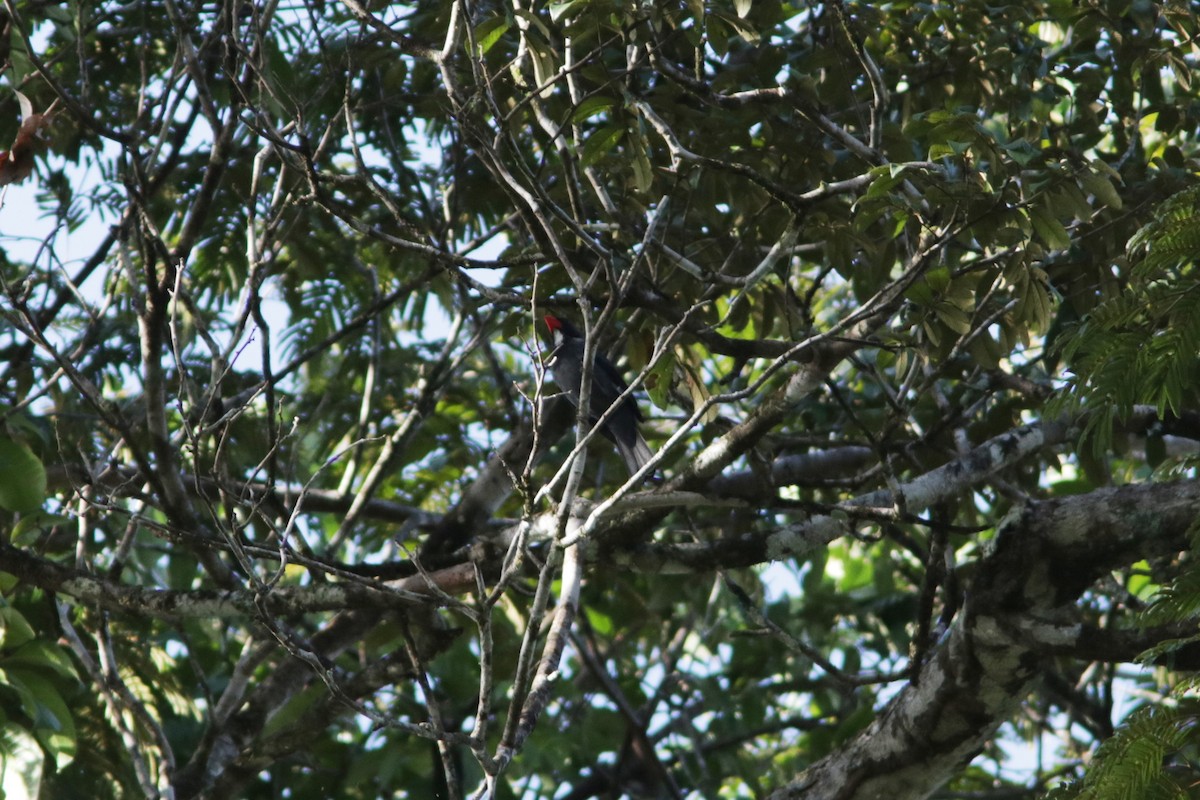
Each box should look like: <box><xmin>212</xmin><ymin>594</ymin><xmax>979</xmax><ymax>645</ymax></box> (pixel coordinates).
<box><xmin>543</xmin><ymin>314</ymin><xmax>654</xmax><ymax>478</ymax></box>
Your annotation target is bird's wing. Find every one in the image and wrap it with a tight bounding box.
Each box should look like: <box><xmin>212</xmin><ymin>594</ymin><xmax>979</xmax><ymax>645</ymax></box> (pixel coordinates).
<box><xmin>594</xmin><ymin>354</ymin><xmax>644</xmax><ymax>422</ymax></box>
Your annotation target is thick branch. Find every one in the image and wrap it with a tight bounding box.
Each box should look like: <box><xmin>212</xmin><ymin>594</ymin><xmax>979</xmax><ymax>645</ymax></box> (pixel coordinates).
<box><xmin>769</xmin><ymin>479</ymin><xmax>1200</xmax><ymax>800</ymax></box>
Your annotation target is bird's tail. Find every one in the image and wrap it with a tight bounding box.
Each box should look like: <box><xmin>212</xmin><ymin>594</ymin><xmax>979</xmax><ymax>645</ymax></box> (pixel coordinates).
<box><xmin>616</xmin><ymin>433</ymin><xmax>655</xmax><ymax>480</ymax></box>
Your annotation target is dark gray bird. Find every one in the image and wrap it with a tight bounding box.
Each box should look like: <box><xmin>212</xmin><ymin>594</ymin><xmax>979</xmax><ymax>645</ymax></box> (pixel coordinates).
<box><xmin>543</xmin><ymin>314</ymin><xmax>653</xmax><ymax>477</ymax></box>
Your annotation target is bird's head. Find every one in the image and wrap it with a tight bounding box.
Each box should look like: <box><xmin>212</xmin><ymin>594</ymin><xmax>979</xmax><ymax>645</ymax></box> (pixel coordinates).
<box><xmin>543</xmin><ymin>314</ymin><xmax>582</xmax><ymax>344</ymax></box>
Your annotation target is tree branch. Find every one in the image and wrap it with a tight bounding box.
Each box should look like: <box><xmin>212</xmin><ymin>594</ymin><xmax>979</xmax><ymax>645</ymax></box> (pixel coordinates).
<box><xmin>769</xmin><ymin>479</ymin><xmax>1200</xmax><ymax>800</ymax></box>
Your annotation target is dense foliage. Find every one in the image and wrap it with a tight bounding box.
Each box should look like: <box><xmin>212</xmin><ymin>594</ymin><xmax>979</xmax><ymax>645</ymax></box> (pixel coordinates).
<box><xmin>1</xmin><ymin>1</ymin><xmax>1200</xmax><ymax>798</ymax></box>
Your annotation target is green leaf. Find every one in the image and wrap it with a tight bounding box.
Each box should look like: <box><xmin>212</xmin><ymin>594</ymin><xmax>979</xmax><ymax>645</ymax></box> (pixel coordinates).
<box><xmin>7</xmin><ymin>640</ymin><xmax>79</xmax><ymax>683</ymax></box>
<box><xmin>631</xmin><ymin>145</ymin><xmax>653</xmax><ymax>194</ymax></box>
<box><xmin>967</xmin><ymin>332</ymin><xmax>1002</xmax><ymax>370</ymax></box>
<box><xmin>584</xmin><ymin>606</ymin><xmax>613</xmax><ymax>635</ymax></box>
<box><xmin>1080</xmin><ymin>167</ymin><xmax>1123</xmax><ymax>211</ymax></box>
<box><xmin>581</xmin><ymin>124</ymin><xmax>625</xmax><ymax>166</ymax></box>
<box><xmin>1030</xmin><ymin>204</ymin><xmax>1071</xmax><ymax>251</ymax></box>
<box><xmin>925</xmin><ymin>265</ymin><xmax>951</xmax><ymax>293</ymax></box>
<box><xmin>5</xmin><ymin>668</ymin><xmax>76</xmax><ymax>767</ymax></box>
<box><xmin>905</xmin><ymin>280</ymin><xmax>935</xmax><ymax>305</ymax></box>
<box><xmin>706</xmin><ymin>14</ymin><xmax>731</xmax><ymax>55</ymax></box>
<box><xmin>528</xmin><ymin>41</ymin><xmax>558</xmax><ymax>96</ymax></box>
<box><xmin>548</xmin><ymin>0</ymin><xmax>588</xmax><ymax>22</ymax></box>
<box><xmin>1126</xmin><ymin>560</ymin><xmax>1157</xmax><ymax>601</ymax></box>
<box><xmin>570</xmin><ymin>95</ymin><xmax>615</xmax><ymax>123</ymax></box>
<box><xmin>0</xmin><ymin>436</ymin><xmax>46</xmax><ymax>513</ymax></box>
<box><xmin>676</xmin><ymin>344</ymin><xmax>718</xmax><ymax>423</ymax></box>
<box><xmin>10</xmin><ymin>511</ymin><xmax>71</xmax><ymax>549</ymax></box>
<box><xmin>511</xmin><ymin>8</ymin><xmax>553</xmax><ymax>40</ymax></box>
<box><xmin>645</xmin><ymin>349</ymin><xmax>676</xmax><ymax>409</ymax></box>
<box><xmin>1025</xmin><ymin>268</ymin><xmax>1054</xmax><ymax>334</ymax></box>
<box><xmin>262</xmin><ymin>684</ymin><xmax>325</xmax><ymax>739</ymax></box>
<box><xmin>711</xmin><ymin>11</ymin><xmax>761</xmax><ymax>44</ymax></box>
<box><xmin>474</xmin><ymin>17</ymin><xmax>512</xmax><ymax>55</ymax></box>
<box><xmin>0</xmin><ymin>723</ymin><xmax>43</xmax><ymax>797</ymax></box>
<box><xmin>0</xmin><ymin>605</ymin><xmax>36</xmax><ymax>650</ymax></box>
<box><xmin>935</xmin><ymin>302</ymin><xmax>973</xmax><ymax>335</ymax></box>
